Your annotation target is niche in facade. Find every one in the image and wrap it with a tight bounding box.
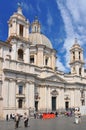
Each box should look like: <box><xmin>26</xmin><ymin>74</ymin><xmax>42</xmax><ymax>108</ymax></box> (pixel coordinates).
<box><xmin>18</xmin><ymin>49</ymin><xmax>23</xmax><ymax>61</ymax></box>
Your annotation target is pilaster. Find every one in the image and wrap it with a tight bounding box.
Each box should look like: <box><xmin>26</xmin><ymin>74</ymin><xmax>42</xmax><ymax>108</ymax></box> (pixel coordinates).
<box><xmin>25</xmin><ymin>82</ymin><xmax>30</xmax><ymax>108</ymax></box>
<box><xmin>9</xmin><ymin>79</ymin><xmax>16</xmax><ymax>108</ymax></box>
<box><xmin>11</xmin><ymin>41</ymin><xmax>17</xmax><ymax>60</ymax></box>
<box><xmin>28</xmin><ymin>81</ymin><xmax>35</xmax><ymax>109</ymax></box>
<box><xmin>2</xmin><ymin>80</ymin><xmax>9</xmax><ymax>107</ymax></box>
<box><xmin>24</xmin><ymin>46</ymin><xmax>30</xmax><ymax>63</ymax></box>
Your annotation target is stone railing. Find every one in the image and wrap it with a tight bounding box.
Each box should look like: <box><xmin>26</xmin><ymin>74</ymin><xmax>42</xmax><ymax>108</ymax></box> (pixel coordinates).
<box><xmin>3</xmin><ymin>59</ymin><xmax>34</xmax><ymax>73</ymax></box>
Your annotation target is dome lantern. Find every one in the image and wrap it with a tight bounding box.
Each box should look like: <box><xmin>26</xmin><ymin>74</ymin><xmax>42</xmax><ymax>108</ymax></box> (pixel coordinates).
<box><xmin>31</xmin><ymin>16</ymin><xmax>41</xmax><ymax>33</ymax></box>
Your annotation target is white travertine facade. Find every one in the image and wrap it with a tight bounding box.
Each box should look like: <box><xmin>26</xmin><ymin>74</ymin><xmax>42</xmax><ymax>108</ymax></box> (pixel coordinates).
<box><xmin>0</xmin><ymin>6</ymin><xmax>86</xmax><ymax>119</ymax></box>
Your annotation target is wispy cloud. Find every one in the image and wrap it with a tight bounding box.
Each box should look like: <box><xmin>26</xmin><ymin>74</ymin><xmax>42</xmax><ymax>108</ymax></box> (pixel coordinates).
<box><xmin>56</xmin><ymin>0</ymin><xmax>86</xmax><ymax>70</ymax></box>
<box><xmin>36</xmin><ymin>2</ymin><xmax>41</xmax><ymax>13</ymax></box>
<box><xmin>56</xmin><ymin>57</ymin><xmax>66</xmax><ymax>72</ymax></box>
<box><xmin>20</xmin><ymin>2</ymin><xmax>29</xmax><ymax>11</ymax></box>
<box><xmin>47</xmin><ymin>10</ymin><xmax>53</xmax><ymax>31</ymax></box>
<box><xmin>20</xmin><ymin>1</ymin><xmax>34</xmax><ymax>14</ymax></box>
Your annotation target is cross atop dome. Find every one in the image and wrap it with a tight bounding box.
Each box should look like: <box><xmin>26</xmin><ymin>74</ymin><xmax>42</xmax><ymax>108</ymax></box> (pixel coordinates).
<box><xmin>34</xmin><ymin>16</ymin><xmax>39</xmax><ymax>22</ymax></box>
<box><xmin>75</xmin><ymin>38</ymin><xmax>78</xmax><ymax>44</ymax></box>
<box><xmin>17</xmin><ymin>2</ymin><xmax>23</xmax><ymax>15</ymax></box>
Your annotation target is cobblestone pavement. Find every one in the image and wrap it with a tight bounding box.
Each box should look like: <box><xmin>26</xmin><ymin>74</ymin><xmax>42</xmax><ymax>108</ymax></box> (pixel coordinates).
<box><xmin>0</xmin><ymin>116</ymin><xmax>86</xmax><ymax>130</ymax></box>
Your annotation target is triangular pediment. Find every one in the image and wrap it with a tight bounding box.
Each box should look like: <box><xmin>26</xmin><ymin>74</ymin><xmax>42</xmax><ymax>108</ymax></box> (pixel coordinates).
<box><xmin>45</xmin><ymin>74</ymin><xmax>66</xmax><ymax>83</ymax></box>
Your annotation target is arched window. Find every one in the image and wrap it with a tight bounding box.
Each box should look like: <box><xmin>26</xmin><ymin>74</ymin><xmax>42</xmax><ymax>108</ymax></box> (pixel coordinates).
<box><xmin>30</xmin><ymin>55</ymin><xmax>34</xmax><ymax>63</ymax></box>
<box><xmin>79</xmin><ymin>68</ymin><xmax>81</xmax><ymax>75</ymax></box>
<box><xmin>45</xmin><ymin>57</ymin><xmax>48</xmax><ymax>66</ymax></box>
<box><xmin>73</xmin><ymin>52</ymin><xmax>75</xmax><ymax>60</ymax></box>
<box><xmin>18</xmin><ymin>49</ymin><xmax>23</xmax><ymax>60</ymax></box>
<box><xmin>79</xmin><ymin>52</ymin><xmax>81</xmax><ymax>60</ymax></box>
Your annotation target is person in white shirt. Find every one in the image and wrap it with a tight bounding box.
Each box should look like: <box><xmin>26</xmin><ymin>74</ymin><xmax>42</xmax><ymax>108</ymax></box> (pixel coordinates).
<box><xmin>23</xmin><ymin>112</ymin><xmax>29</xmax><ymax>127</ymax></box>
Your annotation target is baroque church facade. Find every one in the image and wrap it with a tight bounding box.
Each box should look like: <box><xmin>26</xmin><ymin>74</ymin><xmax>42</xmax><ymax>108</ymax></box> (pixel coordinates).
<box><xmin>0</xmin><ymin>6</ymin><xmax>86</xmax><ymax>118</ymax></box>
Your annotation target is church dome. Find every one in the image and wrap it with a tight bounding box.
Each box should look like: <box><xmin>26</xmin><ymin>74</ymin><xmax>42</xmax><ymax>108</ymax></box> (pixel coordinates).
<box><xmin>73</xmin><ymin>44</ymin><xmax>80</xmax><ymax>48</ymax></box>
<box><xmin>29</xmin><ymin>33</ymin><xmax>53</xmax><ymax>49</ymax></box>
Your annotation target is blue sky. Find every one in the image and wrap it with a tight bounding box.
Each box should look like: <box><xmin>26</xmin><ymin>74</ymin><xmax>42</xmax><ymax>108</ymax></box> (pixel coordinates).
<box><xmin>0</xmin><ymin>0</ymin><xmax>86</xmax><ymax>72</ymax></box>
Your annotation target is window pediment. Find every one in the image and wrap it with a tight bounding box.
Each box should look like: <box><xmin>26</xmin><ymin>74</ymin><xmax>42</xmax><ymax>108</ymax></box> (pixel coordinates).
<box><xmin>45</xmin><ymin>75</ymin><xmax>66</xmax><ymax>83</ymax></box>
<box><xmin>51</xmin><ymin>90</ymin><xmax>59</xmax><ymax>96</ymax></box>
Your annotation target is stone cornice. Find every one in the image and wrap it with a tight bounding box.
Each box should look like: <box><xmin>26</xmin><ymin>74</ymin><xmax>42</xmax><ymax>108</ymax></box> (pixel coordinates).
<box><xmin>7</xmin><ymin>35</ymin><xmax>30</xmax><ymax>44</ymax></box>
<box><xmin>65</xmin><ymin>82</ymin><xmax>86</xmax><ymax>86</ymax></box>
<box><xmin>5</xmin><ymin>77</ymin><xmax>17</xmax><ymax>82</ymax></box>
<box><xmin>5</xmin><ymin>77</ymin><xmax>35</xmax><ymax>85</ymax></box>
<box><xmin>3</xmin><ymin>68</ymin><xmax>37</xmax><ymax>77</ymax></box>
<box><xmin>69</xmin><ymin>60</ymin><xmax>85</xmax><ymax>65</ymax></box>
<box><xmin>0</xmin><ymin>40</ymin><xmax>11</xmax><ymax>47</ymax></box>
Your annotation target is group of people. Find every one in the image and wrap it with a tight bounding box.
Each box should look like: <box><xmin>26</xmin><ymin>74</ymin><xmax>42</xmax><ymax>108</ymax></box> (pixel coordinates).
<box><xmin>6</xmin><ymin>108</ymin><xmax>81</xmax><ymax>128</ymax></box>
<box><xmin>64</xmin><ymin>107</ymin><xmax>81</xmax><ymax>124</ymax></box>
<box><xmin>6</xmin><ymin>113</ymin><xmax>16</xmax><ymax>121</ymax></box>
<box><xmin>15</xmin><ymin>112</ymin><xmax>29</xmax><ymax>128</ymax></box>
<box><xmin>6</xmin><ymin>112</ymin><xmax>29</xmax><ymax>129</ymax></box>
<box><xmin>34</xmin><ymin>111</ymin><xmax>58</xmax><ymax>119</ymax></box>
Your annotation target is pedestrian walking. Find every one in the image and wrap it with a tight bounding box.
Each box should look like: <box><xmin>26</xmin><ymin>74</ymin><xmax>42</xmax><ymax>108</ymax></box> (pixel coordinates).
<box><xmin>77</xmin><ymin>109</ymin><xmax>81</xmax><ymax>123</ymax></box>
<box><xmin>23</xmin><ymin>112</ymin><xmax>29</xmax><ymax>127</ymax></box>
<box><xmin>10</xmin><ymin>113</ymin><xmax>12</xmax><ymax>120</ymax></box>
<box><xmin>14</xmin><ymin>113</ymin><xmax>20</xmax><ymax>128</ymax></box>
<box><xmin>6</xmin><ymin>114</ymin><xmax>9</xmax><ymax>121</ymax></box>
<box><xmin>74</xmin><ymin>109</ymin><xmax>79</xmax><ymax>124</ymax></box>
<box><xmin>74</xmin><ymin>108</ymin><xmax>81</xmax><ymax>124</ymax></box>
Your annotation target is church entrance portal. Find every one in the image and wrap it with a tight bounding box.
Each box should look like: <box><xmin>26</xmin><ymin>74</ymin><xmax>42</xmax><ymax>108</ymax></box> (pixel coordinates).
<box><xmin>35</xmin><ymin>101</ymin><xmax>38</xmax><ymax>111</ymax></box>
<box><xmin>52</xmin><ymin>97</ymin><xmax>56</xmax><ymax>111</ymax></box>
<box><xmin>65</xmin><ymin>101</ymin><xmax>69</xmax><ymax>110</ymax></box>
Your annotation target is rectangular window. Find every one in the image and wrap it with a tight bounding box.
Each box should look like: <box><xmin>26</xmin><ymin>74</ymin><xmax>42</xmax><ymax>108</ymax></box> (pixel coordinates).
<box><xmin>30</xmin><ymin>55</ymin><xmax>34</xmax><ymax>63</ymax></box>
<box><xmin>19</xmin><ymin>86</ymin><xmax>23</xmax><ymax>94</ymax></box>
<box><xmin>52</xmin><ymin>97</ymin><xmax>56</xmax><ymax>111</ymax></box>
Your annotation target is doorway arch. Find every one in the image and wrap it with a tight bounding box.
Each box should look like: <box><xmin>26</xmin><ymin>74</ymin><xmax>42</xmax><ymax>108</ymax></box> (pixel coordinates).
<box><xmin>65</xmin><ymin>101</ymin><xmax>69</xmax><ymax>111</ymax></box>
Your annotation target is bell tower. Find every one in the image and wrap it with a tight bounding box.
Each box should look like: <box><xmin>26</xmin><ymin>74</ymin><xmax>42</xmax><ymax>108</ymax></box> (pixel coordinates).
<box><xmin>8</xmin><ymin>4</ymin><xmax>29</xmax><ymax>41</ymax></box>
<box><xmin>70</xmin><ymin>38</ymin><xmax>85</xmax><ymax>77</ymax></box>
<box><xmin>7</xmin><ymin>4</ymin><xmax>30</xmax><ymax>63</ymax></box>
